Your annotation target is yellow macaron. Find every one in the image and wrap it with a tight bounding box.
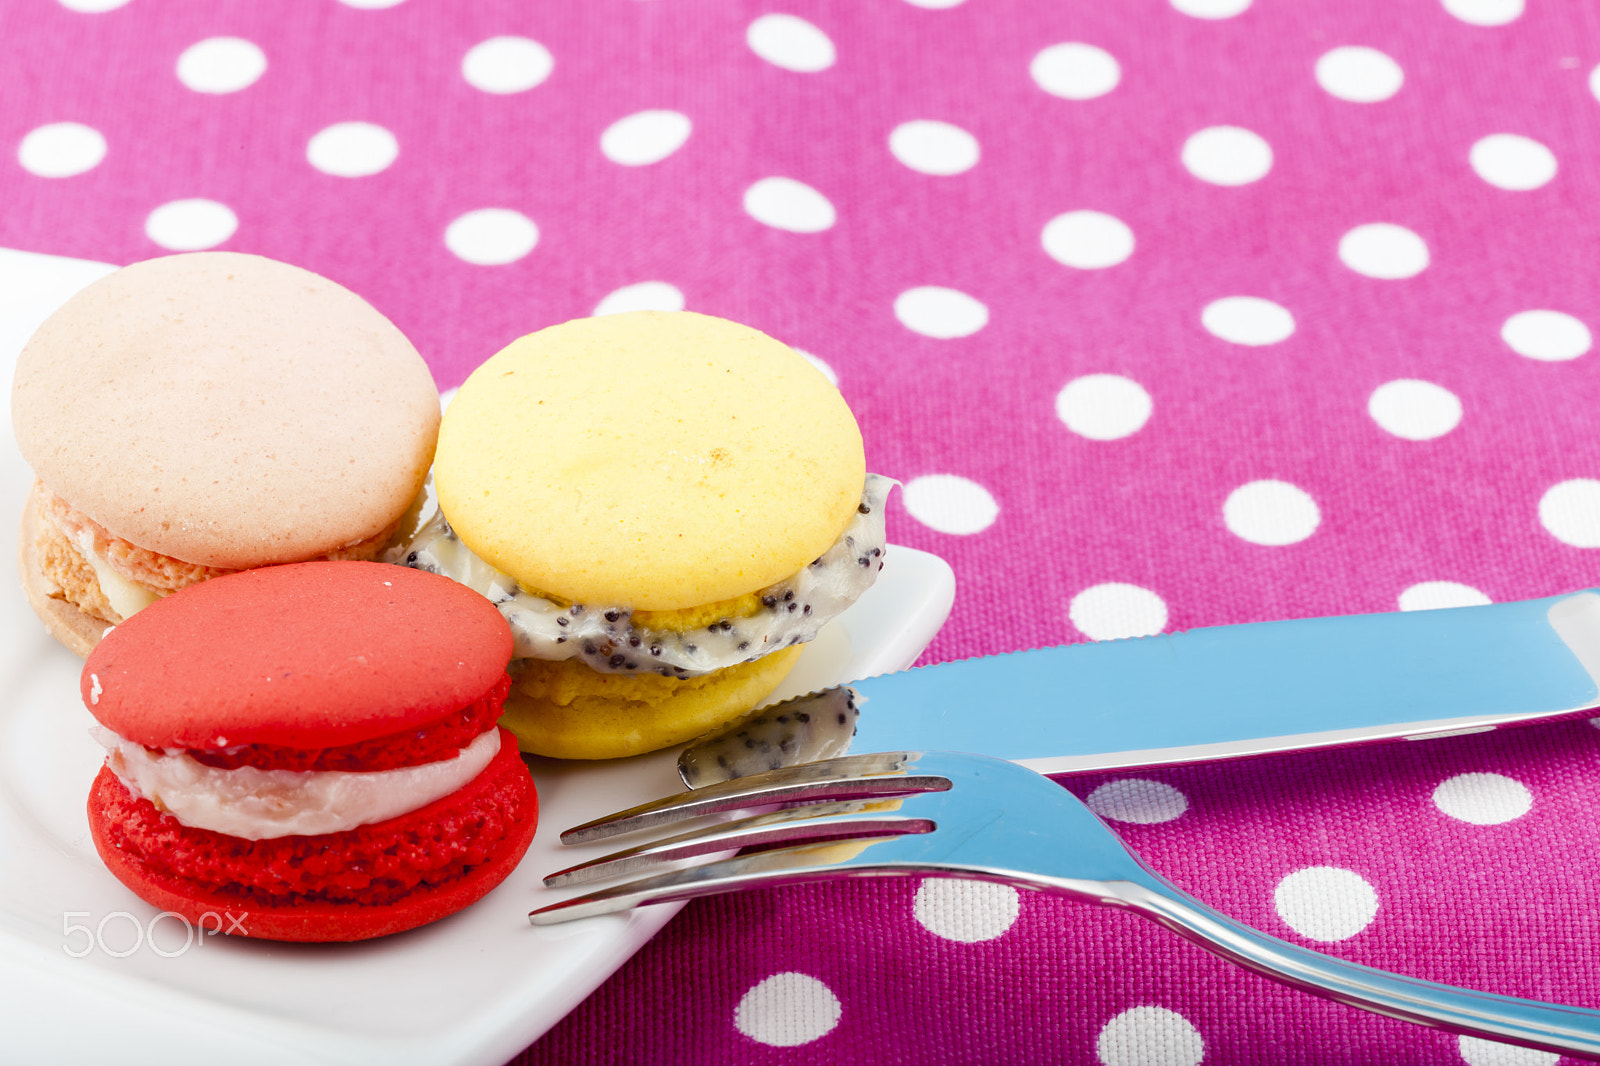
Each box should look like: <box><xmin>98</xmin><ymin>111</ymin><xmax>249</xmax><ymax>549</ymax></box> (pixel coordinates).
<box><xmin>400</xmin><ymin>310</ymin><xmax>889</xmax><ymax>759</ymax></box>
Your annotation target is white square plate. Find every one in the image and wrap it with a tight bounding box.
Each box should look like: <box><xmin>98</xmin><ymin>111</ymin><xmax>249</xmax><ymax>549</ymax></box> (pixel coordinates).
<box><xmin>0</xmin><ymin>249</ymin><xmax>955</xmax><ymax>1064</ymax></box>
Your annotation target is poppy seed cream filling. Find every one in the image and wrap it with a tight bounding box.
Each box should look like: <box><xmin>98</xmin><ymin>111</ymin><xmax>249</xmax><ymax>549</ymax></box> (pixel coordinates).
<box><xmin>392</xmin><ymin>474</ymin><xmax>892</xmax><ymax>678</ymax></box>
<box><xmin>31</xmin><ymin>481</ymin><xmax>399</xmax><ymax>624</ymax></box>
<box><xmin>93</xmin><ymin>726</ymin><xmax>501</xmax><ymax>841</ymax></box>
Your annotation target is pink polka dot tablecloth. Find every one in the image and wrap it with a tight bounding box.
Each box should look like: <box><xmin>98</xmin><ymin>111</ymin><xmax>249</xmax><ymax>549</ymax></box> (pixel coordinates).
<box><xmin>6</xmin><ymin>0</ymin><xmax>1600</xmax><ymax>1062</ymax></box>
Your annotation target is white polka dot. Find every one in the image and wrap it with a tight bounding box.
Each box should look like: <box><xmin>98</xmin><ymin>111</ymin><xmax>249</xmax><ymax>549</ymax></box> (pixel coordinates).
<box><xmin>593</xmin><ymin>281</ymin><xmax>685</xmax><ymax>316</ymax></box>
<box><xmin>1030</xmin><ymin>42</ymin><xmax>1121</xmax><ymax>100</ymax></box>
<box><xmin>600</xmin><ymin>110</ymin><xmax>691</xmax><ymax>167</ymax></box>
<box><xmin>1087</xmin><ymin>778</ymin><xmax>1189</xmax><ymax>824</ymax></box>
<box><xmin>1096</xmin><ymin>1006</ymin><xmax>1205</xmax><ymax>1066</ymax></box>
<box><xmin>1591</xmin><ymin>63</ymin><xmax>1600</xmax><ymax>105</ymax></box>
<box><xmin>1200</xmin><ymin>296</ymin><xmax>1295</xmax><ymax>346</ymax></box>
<box><xmin>746</xmin><ymin>14</ymin><xmax>835</xmax><ymax>73</ymax></box>
<box><xmin>1070</xmin><ymin>583</ymin><xmax>1168</xmax><ymax>641</ymax></box>
<box><xmin>175</xmin><ymin>37</ymin><xmax>267</xmax><ymax>94</ymax></box>
<box><xmin>1314</xmin><ymin>46</ymin><xmax>1404</xmax><ymax>102</ymax></box>
<box><xmin>144</xmin><ymin>199</ymin><xmax>237</xmax><ymax>251</ymax></box>
<box><xmin>733</xmin><ymin>972</ymin><xmax>841</xmax><ymax>1047</ymax></box>
<box><xmin>887</xmin><ymin>120</ymin><xmax>979</xmax><ymax>176</ymax></box>
<box><xmin>1338</xmin><ymin>222</ymin><xmax>1429</xmax><ymax>279</ymax></box>
<box><xmin>444</xmin><ymin>208</ymin><xmax>538</xmax><ymax>265</ymax></box>
<box><xmin>1367</xmin><ymin>379</ymin><xmax>1462</xmax><ymax>440</ymax></box>
<box><xmin>1223</xmin><ymin>480</ymin><xmax>1320</xmax><ymax>546</ymax></box>
<box><xmin>57</xmin><ymin>0</ymin><xmax>130</xmax><ymax>10</ymax></box>
<box><xmin>1458</xmin><ymin>1035</ymin><xmax>1560</xmax><ymax>1066</ymax></box>
<box><xmin>17</xmin><ymin>122</ymin><xmax>106</xmax><ymax>178</ymax></box>
<box><xmin>306</xmin><ymin>122</ymin><xmax>398</xmax><ymax>178</ymax></box>
<box><xmin>461</xmin><ymin>37</ymin><xmax>553</xmax><ymax>94</ymax></box>
<box><xmin>1432</xmin><ymin>772</ymin><xmax>1532</xmax><ymax>825</ymax></box>
<box><xmin>1469</xmin><ymin>133</ymin><xmax>1557</xmax><ymax>191</ymax></box>
<box><xmin>793</xmin><ymin>348</ymin><xmax>838</xmax><ymax>386</ymax></box>
<box><xmin>1273</xmin><ymin>866</ymin><xmax>1379</xmax><ymax>942</ymax></box>
<box><xmin>1539</xmin><ymin>479</ymin><xmax>1600</xmax><ymax>547</ymax></box>
<box><xmin>1398</xmin><ymin>581</ymin><xmax>1491</xmax><ymax>611</ymax></box>
<box><xmin>903</xmin><ymin>474</ymin><xmax>998</xmax><ymax>535</ymax></box>
<box><xmin>1055</xmin><ymin>374</ymin><xmax>1152</xmax><ymax>440</ymax></box>
<box><xmin>338</xmin><ymin>0</ymin><xmax>406</xmax><ymax>8</ymax></box>
<box><xmin>743</xmin><ymin>177</ymin><xmax>836</xmax><ymax>233</ymax></box>
<box><xmin>913</xmin><ymin>878</ymin><xmax>1020</xmax><ymax>942</ymax></box>
<box><xmin>1441</xmin><ymin>0</ymin><xmax>1523</xmax><ymax>26</ymax></box>
<box><xmin>1169</xmin><ymin>0</ymin><xmax>1250</xmax><ymax>18</ymax></box>
<box><xmin>893</xmin><ymin>286</ymin><xmax>988</xmax><ymax>339</ymax></box>
<box><xmin>1181</xmin><ymin>126</ymin><xmax>1273</xmax><ymax>186</ymax></box>
<box><xmin>1502</xmin><ymin>310</ymin><xmax>1591</xmax><ymax>361</ymax></box>
<box><xmin>903</xmin><ymin>0</ymin><xmax>965</xmax><ymax>7</ymax></box>
<box><xmin>1041</xmin><ymin>210</ymin><xmax>1134</xmax><ymax>270</ymax></box>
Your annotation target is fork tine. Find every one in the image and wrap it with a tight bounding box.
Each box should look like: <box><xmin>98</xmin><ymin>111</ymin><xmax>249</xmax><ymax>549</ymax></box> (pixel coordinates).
<box><xmin>531</xmin><ymin>837</ymin><xmax>914</xmax><ymax>924</ymax></box>
<box><xmin>559</xmin><ymin>750</ymin><xmax>944</xmax><ymax>844</ymax></box>
<box><xmin>545</xmin><ymin>799</ymin><xmax>932</xmax><ymax>887</ymax></box>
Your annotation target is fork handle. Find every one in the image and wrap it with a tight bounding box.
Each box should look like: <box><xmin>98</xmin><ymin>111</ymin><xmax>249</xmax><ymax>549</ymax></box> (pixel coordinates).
<box><xmin>1111</xmin><ymin>880</ymin><xmax>1600</xmax><ymax>1058</ymax></box>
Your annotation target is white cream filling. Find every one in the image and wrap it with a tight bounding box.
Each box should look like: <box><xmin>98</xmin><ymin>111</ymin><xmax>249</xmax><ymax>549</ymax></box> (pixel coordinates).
<box><xmin>388</xmin><ymin>474</ymin><xmax>893</xmax><ymax>678</ymax></box>
<box><xmin>65</xmin><ymin>528</ymin><xmax>158</xmax><ymax>621</ymax></box>
<box><xmin>94</xmin><ymin>726</ymin><xmax>501</xmax><ymax>841</ymax></box>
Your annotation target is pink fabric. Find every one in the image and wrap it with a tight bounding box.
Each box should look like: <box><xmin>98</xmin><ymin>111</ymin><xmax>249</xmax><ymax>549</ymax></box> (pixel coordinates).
<box><xmin>4</xmin><ymin>0</ymin><xmax>1599</xmax><ymax>1062</ymax></box>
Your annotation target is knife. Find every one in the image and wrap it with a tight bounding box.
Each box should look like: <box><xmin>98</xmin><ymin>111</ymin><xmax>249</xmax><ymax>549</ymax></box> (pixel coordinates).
<box><xmin>678</xmin><ymin>589</ymin><xmax>1600</xmax><ymax>786</ymax></box>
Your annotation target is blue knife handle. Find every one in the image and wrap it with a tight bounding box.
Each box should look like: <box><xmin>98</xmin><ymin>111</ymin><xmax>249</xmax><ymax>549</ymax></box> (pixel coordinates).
<box><xmin>848</xmin><ymin>590</ymin><xmax>1600</xmax><ymax>773</ymax></box>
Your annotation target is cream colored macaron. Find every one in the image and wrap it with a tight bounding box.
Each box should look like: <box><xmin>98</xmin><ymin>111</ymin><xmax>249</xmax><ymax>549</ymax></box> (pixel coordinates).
<box><xmin>429</xmin><ymin>310</ymin><xmax>870</xmax><ymax>758</ymax></box>
<box><xmin>13</xmin><ymin>252</ymin><xmax>440</xmax><ymax>654</ymax></box>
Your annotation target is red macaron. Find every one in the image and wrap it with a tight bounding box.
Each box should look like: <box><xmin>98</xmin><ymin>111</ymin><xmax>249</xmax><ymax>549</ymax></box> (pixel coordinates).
<box><xmin>82</xmin><ymin>560</ymin><xmax>538</xmax><ymax>942</ymax></box>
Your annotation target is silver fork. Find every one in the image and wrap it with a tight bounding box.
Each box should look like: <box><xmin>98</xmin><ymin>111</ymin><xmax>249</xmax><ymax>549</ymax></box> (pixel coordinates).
<box><xmin>531</xmin><ymin>750</ymin><xmax>1600</xmax><ymax>1059</ymax></box>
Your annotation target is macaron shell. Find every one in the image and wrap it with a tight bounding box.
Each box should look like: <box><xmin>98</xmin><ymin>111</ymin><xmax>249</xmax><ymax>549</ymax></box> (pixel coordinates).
<box><xmin>501</xmin><ymin>643</ymin><xmax>805</xmax><ymax>759</ymax></box>
<box><xmin>82</xmin><ymin>561</ymin><xmax>513</xmax><ymax>750</ymax></box>
<box><xmin>11</xmin><ymin>252</ymin><xmax>439</xmax><ymax>569</ymax></box>
<box><xmin>86</xmin><ymin>729</ymin><xmax>539</xmax><ymax>942</ymax></box>
<box><xmin>18</xmin><ymin>489</ymin><xmax>107</xmax><ymax>657</ymax></box>
<box><xmin>435</xmin><ymin>311</ymin><xmax>865</xmax><ymax>610</ymax></box>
